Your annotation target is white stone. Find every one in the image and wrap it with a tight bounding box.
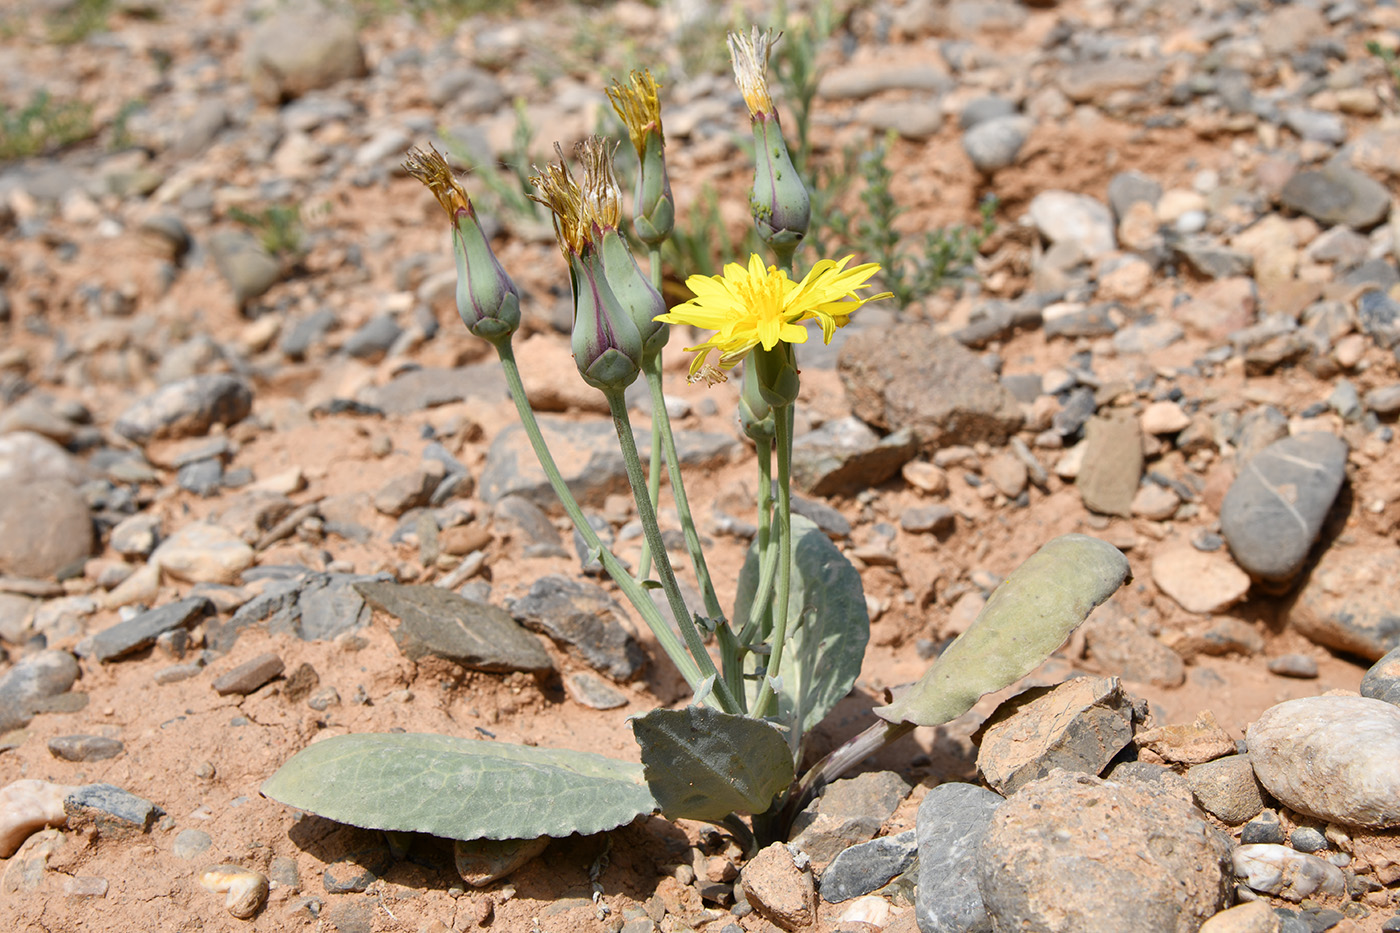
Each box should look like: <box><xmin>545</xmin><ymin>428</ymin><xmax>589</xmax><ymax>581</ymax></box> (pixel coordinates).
<box><xmin>152</xmin><ymin>523</ymin><xmax>255</xmax><ymax>585</ymax></box>
<box><xmin>1231</xmin><ymin>844</ymin><xmax>1345</xmax><ymax>901</ymax></box>
<box><xmin>0</xmin><ymin>780</ymin><xmax>75</xmax><ymax>858</ymax></box>
<box><xmin>1246</xmin><ymin>696</ymin><xmax>1400</xmax><ymax>830</ymax></box>
<box><xmin>1028</xmin><ymin>191</ymin><xmax>1116</xmax><ymax>259</ymax></box>
<box><xmin>1140</xmin><ymin>400</ymin><xmax>1192</xmax><ymax>435</ymax></box>
<box><xmin>1151</xmin><ymin>545</ymin><xmax>1250</xmax><ymax>614</ymax></box>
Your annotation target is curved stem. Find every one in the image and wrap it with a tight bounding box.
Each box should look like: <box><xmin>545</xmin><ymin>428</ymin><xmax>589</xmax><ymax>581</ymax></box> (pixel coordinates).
<box><xmin>735</xmin><ymin>436</ymin><xmax>777</xmax><ymax>646</ymax></box>
<box><xmin>751</xmin><ymin>404</ymin><xmax>794</xmax><ymax>718</ymax></box>
<box><xmin>494</xmin><ymin>342</ymin><xmax>705</xmax><ymax>693</ymax></box>
<box><xmin>643</xmin><ymin>355</ymin><xmax>723</xmax><ymax>623</ymax></box>
<box><xmin>604</xmin><ymin>389</ymin><xmax>741</xmax><ymax>715</ymax></box>
<box><xmin>634</xmin><ymin>418</ymin><xmax>662</xmax><ymax>583</ymax></box>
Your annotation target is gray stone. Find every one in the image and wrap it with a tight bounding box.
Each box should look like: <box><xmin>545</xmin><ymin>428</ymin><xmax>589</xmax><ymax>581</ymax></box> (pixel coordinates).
<box><xmin>562</xmin><ymin>671</ymin><xmax>628</xmax><ymax>710</ymax></box>
<box><xmin>64</xmin><ymin>784</ymin><xmax>158</xmax><ymax>836</ymax></box>
<box><xmin>864</xmin><ymin>99</ymin><xmax>943</xmax><ymax>140</ymax></box>
<box><xmin>1174</xmin><ymin>238</ymin><xmax>1255</xmax><ymax>279</ymax></box>
<box><xmin>790</xmin><ymin>495</ymin><xmax>850</xmax><ymax>538</ymax></box>
<box><xmin>0</xmin><ymin>650</ymin><xmax>80</xmax><ymax>731</ymax></box>
<box><xmin>356</xmin><ymin>581</ymin><xmax>552</xmax><ymax>673</ymax></box>
<box><xmin>109</xmin><ymin>514</ymin><xmax>161</xmax><ymax>560</ymax></box>
<box><xmin>491</xmin><ymin>495</ymin><xmax>567</xmax><ymax>558</ymax></box>
<box><xmin>1278</xmin><ymin>165</ymin><xmax>1392</xmax><ymax>230</ymax></box>
<box><xmin>0</xmin><ymin>431</ymin><xmax>94</xmax><ymax>487</ymax></box>
<box><xmin>975</xmin><ymin>676</ymin><xmax>1140</xmax><ymax>796</ymax></box>
<box><xmin>915</xmin><ymin>783</ymin><xmax>1003</xmax><ymax>933</ymax></box>
<box><xmin>1266</xmin><ymin>654</ymin><xmax>1318</xmax><ymax>679</ymax></box>
<box><xmin>959</xmin><ymin>96</ymin><xmax>1018</xmax><ymax>129</ymax></box>
<box><xmin>0</xmin><ymin>592</ymin><xmax>35</xmax><ymax>644</ymax></box>
<box><xmin>838</xmin><ymin>327</ymin><xmax>1023</xmax><ymax>452</ymax></box>
<box><xmin>1241</xmin><ymin>810</ymin><xmax>1286</xmax><ymax>846</ymax></box>
<box><xmin>243</xmin><ymin>0</ymin><xmax>367</xmax><ymax>104</ymax></box>
<box><xmin>1220</xmin><ymin>432</ymin><xmax>1347</xmax><ymax>584</ymax></box>
<box><xmin>207</xmin><ymin>231</ymin><xmax>282</xmax><ymax>308</ymax></box>
<box><xmin>173</xmin><ymin>828</ymin><xmax>212</xmax><ymax>859</ymax></box>
<box><xmin>1281</xmin><ymin>108</ymin><xmax>1346</xmax><ymax>146</ymax></box>
<box><xmin>789</xmin><ymin>772</ymin><xmax>910</xmax><ymax>871</ymax></box>
<box><xmin>1112</xmin><ymin>317</ymin><xmax>1183</xmax><ymax>354</ymax></box>
<box><xmin>1289</xmin><ymin>545</ymin><xmax>1400</xmax><ymax>661</ymax></box>
<box><xmin>1364</xmin><ymin>384</ymin><xmax>1400</xmax><ymax>417</ymax></box>
<box><xmin>454</xmin><ymin>836</ymin><xmax>549</xmax><ymax>887</ymax></box>
<box><xmin>1187</xmin><ymin>755</ymin><xmax>1265</xmax><ymax>824</ymax></box>
<box><xmin>1289</xmin><ymin>827</ymin><xmax>1327</xmax><ymax>853</ymax></box>
<box><xmin>818</xmin><ymin>64</ymin><xmax>952</xmax><ymax>100</ymax></box>
<box><xmin>0</xmin><ymin>479</ymin><xmax>92</xmax><ymax>579</ymax></box>
<box><xmin>479</xmin><ymin>417</ymin><xmax>736</xmax><ymax>509</ymax></box>
<box><xmin>1076</xmin><ymin>409</ymin><xmax>1142</xmax><ymax>518</ymax></box>
<box><xmin>212</xmin><ymin>652</ymin><xmax>285</xmax><ymax>696</ymax></box>
<box><xmin>289</xmin><ymin>574</ymin><xmax>379</xmax><ymax>641</ymax></box>
<box><xmin>961</xmin><ymin>115</ymin><xmax>1032</xmax><ymax>174</ymax></box>
<box><xmin>1357</xmin><ymin>289</ymin><xmax>1400</xmax><ymax>349</ymax></box>
<box><xmin>899</xmin><ymin>505</ymin><xmax>955</xmax><ymax>536</ymax></box>
<box><xmin>1107</xmin><ymin>171</ymin><xmax>1162</xmax><ymax>219</ymax></box>
<box><xmin>280</xmin><ymin>308</ymin><xmax>337</xmax><ymax>360</ymax></box>
<box><xmin>979</xmin><ymin>772</ymin><xmax>1233</xmax><ymax>933</ymax></box>
<box><xmin>372</xmin><ymin>468</ymin><xmax>440</xmax><ymax>517</ymax></box>
<box><xmin>359</xmin><ymin>364</ymin><xmax>504</xmax><ymax>414</ymax></box>
<box><xmin>1057</xmin><ymin>59</ymin><xmax>1166</xmax><ymax>104</ymax></box>
<box><xmin>1361</xmin><ymin>647</ymin><xmax>1400</xmax><ymax>707</ymax></box>
<box><xmin>1082</xmin><ymin>611</ymin><xmax>1185</xmax><ymax>688</ymax></box>
<box><xmin>428</xmin><ymin>66</ymin><xmax>506</xmax><ymax>111</ymax></box>
<box><xmin>790</xmin><ymin>417</ymin><xmax>917</xmax><ymax>497</ymax></box>
<box><xmin>323</xmin><ymin>849</ymin><xmax>390</xmax><ymax>894</ymax></box>
<box><xmin>1246</xmin><ymin>695</ymin><xmax>1400</xmax><ymax>830</ymax></box>
<box><xmin>820</xmin><ymin>829</ymin><xmax>916</xmax><ymax>904</ymax></box>
<box><xmin>1027</xmin><ymin>190</ymin><xmax>1116</xmax><ymax>258</ymax></box>
<box><xmin>176</xmin><ymin>458</ymin><xmax>223</xmax><ymax>496</ymax></box>
<box><xmin>343</xmin><ymin>314</ymin><xmax>402</xmax><ymax>360</ymax></box>
<box><xmin>90</xmin><ymin>596</ymin><xmax>212</xmax><ymax>662</ymax></box>
<box><xmin>48</xmin><ymin>735</ymin><xmax>124</xmax><ymax>762</ymax></box>
<box><xmin>114</xmin><ymin>374</ymin><xmax>253</xmax><ymax>445</ymax></box>
<box><xmin>509</xmin><ymin>575</ymin><xmax>643</xmax><ymax>681</ymax></box>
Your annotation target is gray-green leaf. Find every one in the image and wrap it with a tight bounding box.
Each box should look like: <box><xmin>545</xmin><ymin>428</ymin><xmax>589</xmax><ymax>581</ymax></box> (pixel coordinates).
<box><xmin>875</xmin><ymin>534</ymin><xmax>1129</xmax><ymax>728</ymax></box>
<box><xmin>632</xmin><ymin>707</ymin><xmax>796</xmax><ymax>821</ymax></box>
<box><xmin>260</xmin><ymin>733</ymin><xmax>657</xmax><ymax>841</ymax></box>
<box><xmin>733</xmin><ymin>513</ymin><xmax>868</xmax><ymax>740</ymax></box>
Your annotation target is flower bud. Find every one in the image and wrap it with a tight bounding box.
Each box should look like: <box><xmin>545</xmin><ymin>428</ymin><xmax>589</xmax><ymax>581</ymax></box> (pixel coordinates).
<box><xmin>404</xmin><ymin>145</ymin><xmax>521</xmax><ymax>344</ymax></box>
<box><xmin>739</xmin><ymin>359</ymin><xmax>775</xmax><ymax>441</ymax></box>
<box><xmin>571</xmin><ymin>249</ymin><xmax>642</xmax><ymax>392</ymax></box>
<box><xmin>752</xmin><ymin>342</ymin><xmax>800</xmax><ymax>409</ymax></box>
<box><xmin>600</xmin><ymin>227</ymin><xmax>669</xmax><ymax>363</ymax></box>
<box><xmin>750</xmin><ymin>117</ymin><xmax>811</xmax><ymax>257</ymax></box>
<box><xmin>607</xmin><ymin>70</ymin><xmax>675</xmax><ymax>248</ymax></box>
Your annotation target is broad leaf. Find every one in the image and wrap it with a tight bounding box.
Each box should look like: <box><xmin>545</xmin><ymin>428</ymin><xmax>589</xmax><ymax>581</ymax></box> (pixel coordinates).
<box><xmin>875</xmin><ymin>533</ymin><xmax>1130</xmax><ymax>728</ymax></box>
<box><xmin>632</xmin><ymin>707</ymin><xmax>796</xmax><ymax>821</ymax></box>
<box><xmin>733</xmin><ymin>513</ymin><xmax>869</xmax><ymax>739</ymax></box>
<box><xmin>261</xmin><ymin>733</ymin><xmax>657</xmax><ymax>841</ymax></box>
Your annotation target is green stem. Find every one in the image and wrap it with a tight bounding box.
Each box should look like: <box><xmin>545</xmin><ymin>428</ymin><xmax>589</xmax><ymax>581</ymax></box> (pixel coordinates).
<box><xmin>751</xmin><ymin>404</ymin><xmax>794</xmax><ymax>718</ymax></box>
<box><xmin>494</xmin><ymin>342</ymin><xmax>705</xmax><ymax>694</ymax></box>
<box><xmin>736</xmin><ymin>437</ymin><xmax>776</xmax><ymax>646</ymax></box>
<box><xmin>634</xmin><ymin>417</ymin><xmax>662</xmax><ymax>583</ymax></box>
<box><xmin>604</xmin><ymin>389</ymin><xmax>741</xmax><ymax>715</ymax></box>
<box><xmin>643</xmin><ymin>356</ymin><xmax>723</xmax><ymax>623</ymax></box>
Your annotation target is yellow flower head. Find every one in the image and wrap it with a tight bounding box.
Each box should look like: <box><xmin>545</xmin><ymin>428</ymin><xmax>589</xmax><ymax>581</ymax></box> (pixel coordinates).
<box><xmin>403</xmin><ymin>144</ymin><xmax>472</xmax><ymax>217</ymax></box>
<box><xmin>607</xmin><ymin>69</ymin><xmax>664</xmax><ymax>160</ymax></box>
<box><xmin>657</xmin><ymin>254</ymin><xmax>892</xmax><ymax>382</ymax></box>
<box><xmin>530</xmin><ymin>139</ymin><xmax>621</xmax><ymax>256</ymax></box>
<box><xmin>728</xmin><ymin>28</ymin><xmax>776</xmax><ymax>119</ymax></box>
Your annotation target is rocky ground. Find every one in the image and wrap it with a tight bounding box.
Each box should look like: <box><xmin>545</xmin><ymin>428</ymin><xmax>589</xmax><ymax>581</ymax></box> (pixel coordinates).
<box><xmin>0</xmin><ymin>0</ymin><xmax>1399</xmax><ymax>930</ymax></box>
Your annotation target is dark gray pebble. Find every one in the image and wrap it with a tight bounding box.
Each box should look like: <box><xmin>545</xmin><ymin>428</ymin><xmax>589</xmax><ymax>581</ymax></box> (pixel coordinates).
<box><xmin>48</xmin><ymin>734</ymin><xmax>124</xmax><ymax>762</ymax></box>
<box><xmin>212</xmin><ymin>652</ymin><xmax>285</xmax><ymax>696</ymax></box>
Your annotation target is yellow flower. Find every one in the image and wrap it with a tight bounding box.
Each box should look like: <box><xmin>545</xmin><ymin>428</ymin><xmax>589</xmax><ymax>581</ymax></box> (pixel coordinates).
<box><xmin>606</xmin><ymin>69</ymin><xmax>664</xmax><ymax>159</ymax></box>
<box><xmin>657</xmin><ymin>254</ymin><xmax>891</xmax><ymax>382</ymax></box>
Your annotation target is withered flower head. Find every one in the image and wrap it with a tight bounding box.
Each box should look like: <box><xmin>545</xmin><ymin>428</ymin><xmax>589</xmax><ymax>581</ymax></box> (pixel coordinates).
<box><xmin>606</xmin><ymin>69</ymin><xmax>664</xmax><ymax>160</ymax></box>
<box><xmin>403</xmin><ymin>144</ymin><xmax>472</xmax><ymax>217</ymax></box>
<box><xmin>728</xmin><ymin>28</ymin><xmax>777</xmax><ymax>119</ymax></box>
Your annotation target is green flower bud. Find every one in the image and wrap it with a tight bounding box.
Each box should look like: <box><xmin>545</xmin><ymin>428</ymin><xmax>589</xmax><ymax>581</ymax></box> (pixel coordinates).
<box><xmin>452</xmin><ymin>208</ymin><xmax>520</xmax><ymax>344</ymax></box>
<box><xmin>571</xmin><ymin>250</ymin><xmax>642</xmax><ymax>392</ymax></box>
<box><xmin>739</xmin><ymin>359</ymin><xmax>775</xmax><ymax>441</ymax></box>
<box><xmin>600</xmin><ymin>227</ymin><xmax>668</xmax><ymax>363</ymax></box>
<box><xmin>633</xmin><ymin>131</ymin><xmax>675</xmax><ymax>248</ymax></box>
<box><xmin>752</xmin><ymin>342</ymin><xmax>800</xmax><ymax>409</ymax></box>
<box><xmin>750</xmin><ymin>116</ymin><xmax>810</xmax><ymax>257</ymax></box>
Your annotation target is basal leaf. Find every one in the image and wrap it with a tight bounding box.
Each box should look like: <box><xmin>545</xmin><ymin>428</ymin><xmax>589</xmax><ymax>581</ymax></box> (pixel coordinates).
<box><xmin>733</xmin><ymin>513</ymin><xmax>868</xmax><ymax>740</ymax></box>
<box><xmin>632</xmin><ymin>707</ymin><xmax>796</xmax><ymax>821</ymax></box>
<box><xmin>875</xmin><ymin>533</ymin><xmax>1130</xmax><ymax>727</ymax></box>
<box><xmin>260</xmin><ymin>733</ymin><xmax>657</xmax><ymax>841</ymax></box>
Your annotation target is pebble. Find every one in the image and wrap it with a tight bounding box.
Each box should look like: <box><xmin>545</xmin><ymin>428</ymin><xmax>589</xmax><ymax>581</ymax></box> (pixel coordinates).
<box><xmin>113</xmin><ymin>374</ymin><xmax>253</xmax><ymax>445</ymax></box>
<box><xmin>1151</xmin><ymin>544</ymin><xmax>1250</xmax><ymax>614</ymax></box>
<box><xmin>63</xmin><ymin>783</ymin><xmax>158</xmax><ymax>836</ymax></box>
<box><xmin>243</xmin><ymin>0</ymin><xmax>366</xmax><ymax>104</ymax></box>
<box><xmin>1076</xmin><ymin>409</ymin><xmax>1143</xmax><ymax>517</ymax></box>
<box><xmin>173</xmin><ymin>828</ymin><xmax>213</xmax><ymax>859</ymax></box>
<box><xmin>1198</xmin><ymin>901</ymin><xmax>1283</xmax><ymax>933</ymax></box>
<box><xmin>509</xmin><ymin>575</ymin><xmax>642</xmax><ymax>680</ymax></box>
<box><xmin>356</xmin><ymin>580</ymin><xmax>552</xmax><ymax>673</ymax></box>
<box><xmin>48</xmin><ymin>735</ymin><xmax>124</xmax><ymax>762</ymax></box>
<box><xmin>453</xmin><ymin>836</ymin><xmax>549</xmax><ymax>887</ymax></box>
<box><xmin>0</xmin><ymin>478</ymin><xmax>93</xmax><ymax>579</ymax></box>
<box><xmin>200</xmin><ymin>864</ymin><xmax>270</xmax><ymax>919</ymax></box>
<box><xmin>979</xmin><ymin>771</ymin><xmax>1232</xmax><ymax>932</ymax></box>
<box><xmin>1267</xmin><ymin>654</ymin><xmax>1319</xmax><ymax>679</ymax></box>
<box><xmin>562</xmin><ymin>671</ymin><xmax>628</xmax><ymax>710</ymax></box>
<box><xmin>0</xmin><ymin>650</ymin><xmax>80</xmax><ymax>731</ymax></box>
<box><xmin>1289</xmin><ymin>545</ymin><xmax>1400</xmax><ymax>661</ymax></box>
<box><xmin>1220</xmin><ymin>432</ymin><xmax>1347</xmax><ymax>584</ymax></box>
<box><xmin>1133</xmin><ymin>709</ymin><xmax>1235</xmax><ymax>765</ymax></box>
<box><xmin>211</xmin><ymin>652</ymin><xmax>285</xmax><ymax>696</ymax></box>
<box><xmin>108</xmin><ymin>513</ymin><xmax>161</xmax><ymax>558</ymax></box>
<box><xmin>151</xmin><ymin>523</ymin><xmax>255</xmax><ymax>585</ymax></box>
<box><xmin>915</xmin><ymin>782</ymin><xmax>1003</xmax><ymax>933</ymax></box>
<box><xmin>962</xmin><ymin>115</ymin><xmax>1032</xmax><ymax>173</ymax></box>
<box><xmin>89</xmin><ymin>596</ymin><xmax>213</xmax><ymax>662</ymax></box>
<box><xmin>740</xmin><ymin>843</ymin><xmax>816</xmax><ymax>933</ymax></box>
<box><xmin>899</xmin><ymin>504</ymin><xmax>955</xmax><ymax>536</ymax></box>
<box><xmin>1360</xmin><ymin>647</ymin><xmax>1400</xmax><ymax>707</ymax></box>
<box><xmin>976</xmin><ymin>676</ymin><xmax>1138</xmax><ymax>795</ymax></box>
<box><xmin>1187</xmin><ymin>755</ymin><xmax>1266</xmax><ymax>824</ymax></box>
<box><xmin>1241</xmin><ymin>810</ymin><xmax>1286</xmax><ymax>846</ymax></box>
<box><xmin>1232</xmin><ymin>844</ymin><xmax>1345</xmax><ymax>901</ymax></box>
<box><xmin>789</xmin><ymin>771</ymin><xmax>909</xmax><ymax>871</ymax></box>
<box><xmin>1082</xmin><ymin>611</ymin><xmax>1184</xmax><ymax>687</ymax></box>
<box><xmin>0</xmin><ymin>780</ymin><xmax>75</xmax><ymax>858</ymax></box>
<box><xmin>1277</xmin><ymin>165</ymin><xmax>1392</xmax><ymax>230</ymax></box>
<box><xmin>901</xmin><ymin>461</ymin><xmax>949</xmax><ymax>495</ymax></box>
<box><xmin>1246</xmin><ymin>696</ymin><xmax>1400</xmax><ymax>830</ymax></box>
<box><xmin>1289</xmin><ymin>827</ymin><xmax>1328</xmax><ymax>853</ymax></box>
<box><xmin>819</xmin><ymin>829</ymin><xmax>916</xmax><ymax>903</ymax></box>
<box><xmin>789</xmin><ymin>417</ymin><xmax>917</xmax><ymax>497</ymax></box>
